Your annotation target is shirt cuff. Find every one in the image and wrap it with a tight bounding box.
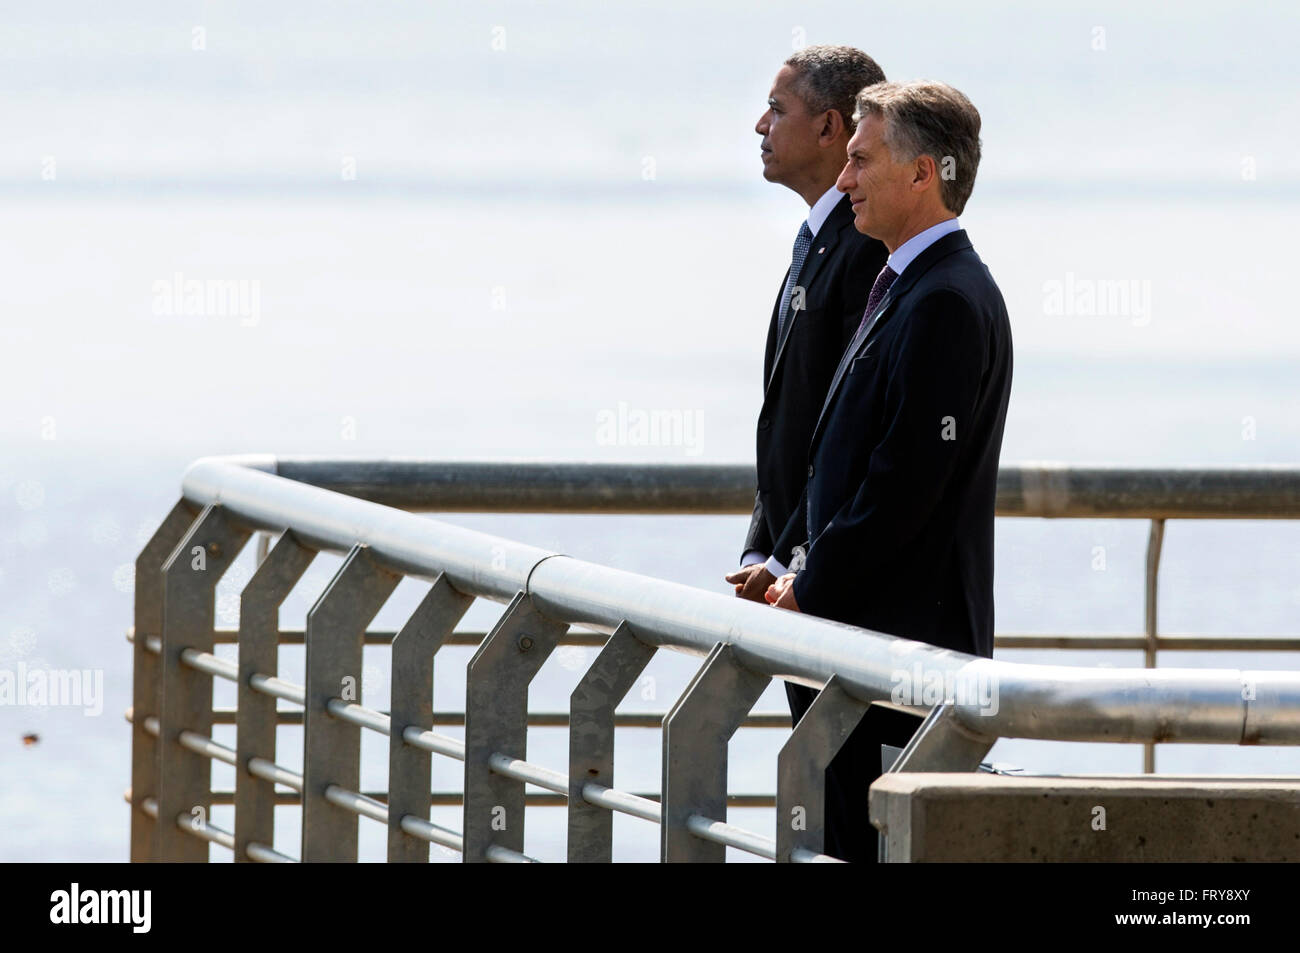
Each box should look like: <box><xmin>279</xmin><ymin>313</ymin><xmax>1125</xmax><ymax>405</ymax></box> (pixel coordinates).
<box><xmin>763</xmin><ymin>555</ymin><xmax>788</xmax><ymax>577</ymax></box>
<box><xmin>740</xmin><ymin>550</ymin><xmax>768</xmax><ymax>568</ymax></box>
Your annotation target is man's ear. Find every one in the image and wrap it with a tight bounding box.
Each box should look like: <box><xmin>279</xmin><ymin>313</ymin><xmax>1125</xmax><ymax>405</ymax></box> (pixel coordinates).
<box><xmin>818</xmin><ymin>109</ymin><xmax>846</xmax><ymax>146</ymax></box>
<box><xmin>911</xmin><ymin>153</ymin><xmax>938</xmax><ymax>192</ymax></box>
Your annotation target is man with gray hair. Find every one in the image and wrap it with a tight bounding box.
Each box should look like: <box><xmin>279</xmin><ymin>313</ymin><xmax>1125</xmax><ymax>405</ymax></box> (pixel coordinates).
<box><xmin>768</xmin><ymin>80</ymin><xmax>1014</xmax><ymax>862</ymax></box>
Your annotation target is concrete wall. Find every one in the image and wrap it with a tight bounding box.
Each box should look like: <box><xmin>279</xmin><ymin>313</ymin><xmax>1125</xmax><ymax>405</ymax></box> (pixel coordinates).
<box><xmin>870</xmin><ymin>773</ymin><xmax>1300</xmax><ymax>861</ymax></box>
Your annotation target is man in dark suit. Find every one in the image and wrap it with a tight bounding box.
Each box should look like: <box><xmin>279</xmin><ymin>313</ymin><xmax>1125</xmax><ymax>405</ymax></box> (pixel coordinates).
<box><xmin>723</xmin><ymin>45</ymin><xmax>889</xmax><ymax>866</ymax></box>
<box><xmin>768</xmin><ymin>80</ymin><xmax>1013</xmax><ymax>861</ymax></box>
<box><xmin>725</xmin><ymin>46</ymin><xmax>887</xmax><ymax>609</ymax></box>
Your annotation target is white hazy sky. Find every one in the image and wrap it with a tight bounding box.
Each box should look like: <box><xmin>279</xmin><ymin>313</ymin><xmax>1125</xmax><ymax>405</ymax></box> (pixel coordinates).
<box><xmin>1</xmin><ymin>0</ymin><xmax>1296</xmax><ymax>189</ymax></box>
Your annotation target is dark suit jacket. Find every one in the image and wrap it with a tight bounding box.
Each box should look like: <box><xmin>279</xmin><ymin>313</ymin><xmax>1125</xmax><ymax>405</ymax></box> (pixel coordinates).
<box><xmin>742</xmin><ymin>194</ymin><xmax>888</xmax><ymax>569</ymax></box>
<box><xmin>790</xmin><ymin>228</ymin><xmax>1013</xmax><ymax>659</ymax></box>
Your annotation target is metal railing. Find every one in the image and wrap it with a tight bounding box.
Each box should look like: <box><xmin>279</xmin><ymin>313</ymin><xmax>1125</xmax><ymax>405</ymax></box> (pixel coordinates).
<box><xmin>126</xmin><ymin>457</ymin><xmax>1300</xmax><ymax>862</ymax></box>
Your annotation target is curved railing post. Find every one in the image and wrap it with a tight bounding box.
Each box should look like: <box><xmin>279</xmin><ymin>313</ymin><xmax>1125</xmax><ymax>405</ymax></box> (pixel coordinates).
<box><xmin>567</xmin><ymin>621</ymin><xmax>655</xmax><ymax>862</ymax></box>
<box><xmin>660</xmin><ymin>642</ymin><xmax>769</xmax><ymax>862</ymax></box>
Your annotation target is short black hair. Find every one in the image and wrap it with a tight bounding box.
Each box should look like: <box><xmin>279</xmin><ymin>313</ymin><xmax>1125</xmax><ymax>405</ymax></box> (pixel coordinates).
<box><xmin>784</xmin><ymin>45</ymin><xmax>887</xmax><ymax>131</ymax></box>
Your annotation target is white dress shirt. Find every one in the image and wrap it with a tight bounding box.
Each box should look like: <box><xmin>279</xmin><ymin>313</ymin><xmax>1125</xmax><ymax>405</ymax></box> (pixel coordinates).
<box><xmin>886</xmin><ymin>217</ymin><xmax>960</xmax><ymax>277</ymax></box>
<box><xmin>741</xmin><ymin>186</ymin><xmax>849</xmax><ymax>577</ymax></box>
<box><xmin>805</xmin><ymin>184</ymin><xmax>843</xmax><ymax>239</ymax></box>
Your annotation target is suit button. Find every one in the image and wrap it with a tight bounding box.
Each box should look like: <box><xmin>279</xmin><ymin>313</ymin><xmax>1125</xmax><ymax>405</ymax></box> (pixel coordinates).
<box><xmin>758</xmin><ymin>418</ymin><xmax>771</xmax><ymax>431</ymax></box>
<box><xmin>807</xmin><ymin>464</ymin><xmax>815</xmax><ymax>478</ymax></box>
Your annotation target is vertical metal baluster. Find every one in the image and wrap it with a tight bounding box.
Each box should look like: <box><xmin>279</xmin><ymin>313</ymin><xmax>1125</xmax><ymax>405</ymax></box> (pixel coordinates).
<box><xmin>234</xmin><ymin>530</ymin><xmax>316</xmax><ymax>862</ymax></box>
<box><xmin>463</xmin><ymin>593</ymin><xmax>568</xmax><ymax>862</ymax></box>
<box><xmin>1144</xmin><ymin>518</ymin><xmax>1165</xmax><ymax>774</ymax></box>
<box><xmin>885</xmin><ymin>703</ymin><xmax>994</xmax><ymax>776</ymax></box>
<box><xmin>775</xmin><ymin>674</ymin><xmax>869</xmax><ymax>863</ymax></box>
<box><xmin>301</xmin><ymin>544</ymin><xmax>401</xmax><ymax>862</ymax></box>
<box><xmin>254</xmin><ymin>531</ymin><xmax>271</xmax><ymax>567</ymax></box>
<box><xmin>660</xmin><ymin>642</ymin><xmax>769</xmax><ymax>862</ymax></box>
<box><xmin>158</xmin><ymin>504</ymin><xmax>251</xmax><ymax>861</ymax></box>
<box><xmin>130</xmin><ymin>499</ymin><xmax>200</xmax><ymax>862</ymax></box>
<box><xmin>567</xmin><ymin>621</ymin><xmax>654</xmax><ymax>862</ymax></box>
<box><xmin>387</xmin><ymin>574</ymin><xmax>472</xmax><ymax>862</ymax></box>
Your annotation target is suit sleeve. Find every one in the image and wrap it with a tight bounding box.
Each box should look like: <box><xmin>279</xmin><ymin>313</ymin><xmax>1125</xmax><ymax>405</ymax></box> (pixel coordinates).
<box><xmin>765</xmin><ymin>235</ymin><xmax>883</xmax><ymax>570</ymax></box>
<box><xmin>768</xmin><ymin>487</ymin><xmax>807</xmax><ymax>569</ymax></box>
<box><xmin>742</xmin><ymin>274</ymin><xmax>792</xmax><ymax>564</ymax></box>
<box><xmin>792</xmin><ymin>289</ymin><xmax>988</xmax><ymax>614</ymax></box>
<box><xmin>741</xmin><ymin>491</ymin><xmax>774</xmax><ymax>563</ymax></box>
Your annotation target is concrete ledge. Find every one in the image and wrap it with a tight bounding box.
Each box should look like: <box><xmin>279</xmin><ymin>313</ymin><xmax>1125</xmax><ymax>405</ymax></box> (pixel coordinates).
<box><xmin>870</xmin><ymin>773</ymin><xmax>1300</xmax><ymax>861</ymax></box>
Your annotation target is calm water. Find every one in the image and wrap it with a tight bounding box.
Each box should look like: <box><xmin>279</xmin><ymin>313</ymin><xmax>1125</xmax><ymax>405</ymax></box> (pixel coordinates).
<box><xmin>2</xmin><ymin>0</ymin><xmax>1298</xmax><ymax>860</ymax></box>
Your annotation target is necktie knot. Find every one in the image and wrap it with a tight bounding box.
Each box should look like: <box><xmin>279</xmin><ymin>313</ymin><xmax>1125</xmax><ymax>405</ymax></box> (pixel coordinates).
<box><xmin>857</xmin><ymin>263</ymin><xmax>899</xmax><ymax>336</ymax></box>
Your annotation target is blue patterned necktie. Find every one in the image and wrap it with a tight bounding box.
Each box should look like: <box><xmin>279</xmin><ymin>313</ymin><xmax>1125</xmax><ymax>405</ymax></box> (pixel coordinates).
<box><xmin>777</xmin><ymin>222</ymin><xmax>814</xmax><ymax>342</ymax></box>
<box><xmin>856</xmin><ymin>263</ymin><xmax>899</xmax><ymax>336</ymax></box>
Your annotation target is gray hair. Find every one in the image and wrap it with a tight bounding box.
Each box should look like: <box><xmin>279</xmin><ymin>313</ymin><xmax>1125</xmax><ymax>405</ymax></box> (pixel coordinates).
<box><xmin>853</xmin><ymin>80</ymin><xmax>983</xmax><ymax>215</ymax></box>
<box><xmin>783</xmin><ymin>45</ymin><xmax>886</xmax><ymax>132</ymax></box>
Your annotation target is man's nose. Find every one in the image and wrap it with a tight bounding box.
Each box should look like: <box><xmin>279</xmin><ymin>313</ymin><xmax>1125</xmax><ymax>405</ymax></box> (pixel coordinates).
<box><xmin>835</xmin><ymin>162</ymin><xmax>853</xmax><ymax>191</ymax></box>
<box><xmin>755</xmin><ymin>111</ymin><xmax>770</xmax><ymax>135</ymax></box>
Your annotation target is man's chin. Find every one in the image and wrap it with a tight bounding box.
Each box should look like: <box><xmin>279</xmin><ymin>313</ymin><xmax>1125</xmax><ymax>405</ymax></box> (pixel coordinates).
<box><xmin>852</xmin><ymin>211</ymin><xmax>881</xmax><ymax>238</ymax></box>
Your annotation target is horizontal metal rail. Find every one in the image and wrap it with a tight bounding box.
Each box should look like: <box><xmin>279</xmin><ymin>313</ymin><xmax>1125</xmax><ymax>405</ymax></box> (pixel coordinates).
<box><xmin>324</xmin><ymin>785</ymin><xmax>388</xmax><ymax>824</ymax></box>
<box><xmin>178</xmin><ymin>457</ymin><xmax>1300</xmax><ymax>745</ymax></box>
<box><xmin>486</xmin><ymin>845</ymin><xmax>539</xmax><ymax>864</ymax></box>
<box><xmin>402</xmin><ymin>725</ymin><xmax>467</xmax><ymax>761</ymax></box>
<box><xmin>790</xmin><ymin>847</ymin><xmax>845</xmax><ymax>864</ymax></box>
<box><xmin>488</xmin><ymin>753</ymin><xmax>569</xmax><ymax>795</ymax></box>
<box><xmin>180</xmin><ymin>814</ymin><xmax>235</xmax><ymax>851</ymax></box>
<box><xmin>246</xmin><ymin>842</ymin><xmax>297</xmax><ymax>864</ymax></box>
<box><xmin>399</xmin><ymin>814</ymin><xmax>464</xmax><ymax>853</ymax></box>
<box><xmin>686</xmin><ymin>815</ymin><xmax>777</xmax><ymax>860</ymax></box>
<box><xmin>130</xmin><ymin>623</ymin><xmax>1300</xmax><ymax>658</ymax></box>
<box><xmin>130</xmin><ymin>700</ymin><xmax>771</xmax><ymax>815</ymax></box>
<box><xmin>180</xmin><ymin>647</ymin><xmax>237</xmax><ymax>683</ymax></box>
<box><xmin>121</xmin><ymin>788</ymin><xmax>293</xmax><ymax>862</ymax></box>
<box><xmin>132</xmin><ymin>789</ymin><xmax>775</xmax><ymax>808</ymax></box>
<box><xmin>132</xmin><ymin>701</ymin><xmax>781</xmax><ymax>815</ymax></box>
<box><xmin>248</xmin><ymin>756</ymin><xmax>302</xmax><ymax>792</ymax></box>
<box><xmin>249</xmin><ymin>673</ymin><xmax>305</xmax><ymax>707</ymax></box>
<box><xmin>581</xmin><ymin>783</ymin><xmax>662</xmax><ymax>823</ymax></box>
<box><xmin>254</xmin><ymin>457</ymin><xmax>1300</xmax><ymax>519</ymax></box>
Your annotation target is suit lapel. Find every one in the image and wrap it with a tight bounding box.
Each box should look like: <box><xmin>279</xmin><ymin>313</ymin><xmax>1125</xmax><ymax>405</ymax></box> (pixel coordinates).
<box><xmin>764</xmin><ymin>196</ymin><xmax>854</xmax><ymax>396</ymax></box>
<box><xmin>807</xmin><ymin>229</ymin><xmax>974</xmax><ymax>454</ymax></box>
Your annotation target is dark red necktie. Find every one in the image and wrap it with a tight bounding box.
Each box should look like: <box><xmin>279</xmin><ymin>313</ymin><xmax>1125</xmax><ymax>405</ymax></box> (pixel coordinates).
<box><xmin>856</xmin><ymin>264</ymin><xmax>898</xmax><ymax>336</ymax></box>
